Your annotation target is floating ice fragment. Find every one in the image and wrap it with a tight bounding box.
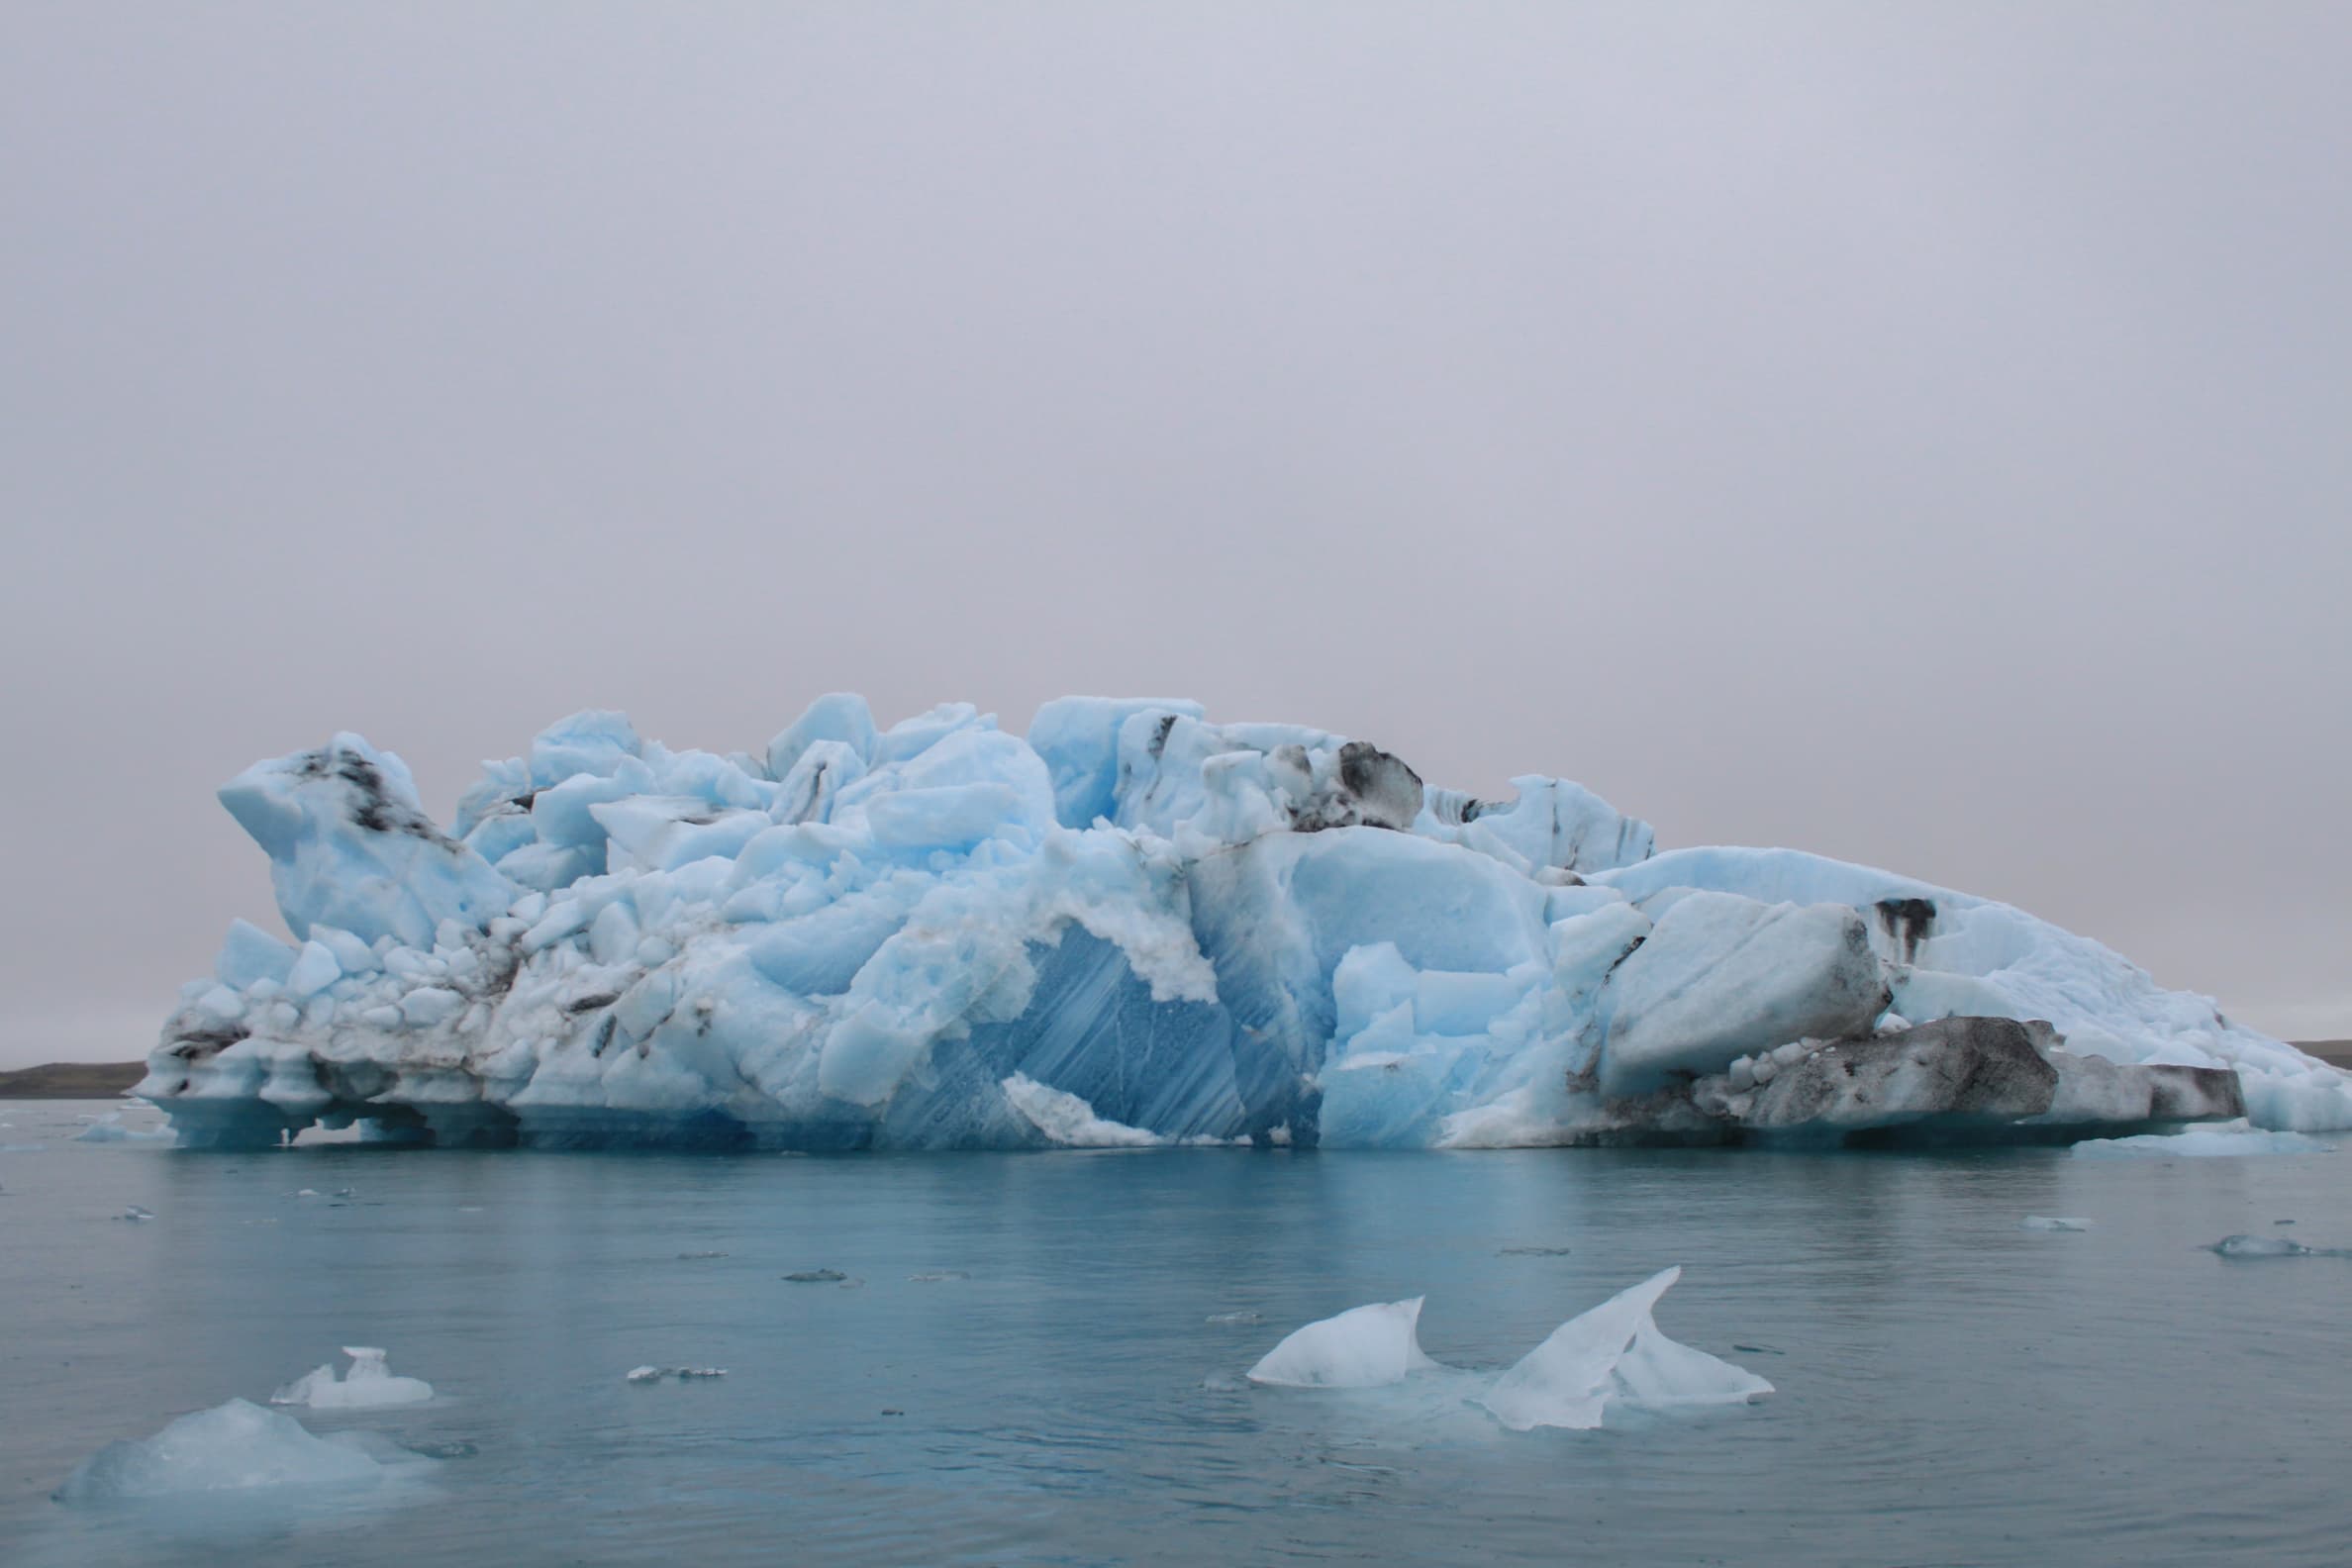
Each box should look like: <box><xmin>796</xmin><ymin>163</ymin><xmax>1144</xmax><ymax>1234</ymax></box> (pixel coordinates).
<box><xmin>782</xmin><ymin>1268</ymin><xmax>846</xmax><ymax>1283</ymax></box>
<box><xmin>2019</xmin><ymin>1216</ymin><xmax>2092</xmax><ymax>1231</ymax></box>
<box><xmin>2208</xmin><ymin>1233</ymin><xmax>2352</xmax><ymax>1259</ymax></box>
<box><xmin>676</xmin><ymin>1250</ymin><xmax>730</xmax><ymax>1260</ymax></box>
<box><xmin>1499</xmin><ymin>1246</ymin><xmax>1574</xmax><ymax>1256</ymax></box>
<box><xmin>2072</xmin><ymin>1122</ymin><xmax>2335</xmax><ymax>1158</ymax></box>
<box><xmin>55</xmin><ymin>1399</ymin><xmax>388</xmax><ymax>1504</ymax></box>
<box><xmin>73</xmin><ymin>1112</ymin><xmax>174</xmax><ymax>1144</ymax></box>
<box><xmin>626</xmin><ymin>1366</ymin><xmax>727</xmax><ymax>1383</ymax></box>
<box><xmin>1246</xmin><ymin>1298</ymin><xmax>1436</xmax><ymax>1388</ymax></box>
<box><xmin>117</xmin><ymin>1205</ymin><xmax>156</xmax><ymax>1223</ymax></box>
<box><xmin>271</xmin><ymin>1346</ymin><xmax>435</xmax><ymax>1409</ymax></box>
<box><xmin>1206</xmin><ymin>1310</ymin><xmax>1263</xmax><ymax>1324</ymax></box>
<box><xmin>1481</xmin><ymin>1267</ymin><xmax>1772</xmax><ymax>1431</ymax></box>
<box><xmin>907</xmin><ymin>1270</ymin><xmax>969</xmax><ymax>1282</ymax></box>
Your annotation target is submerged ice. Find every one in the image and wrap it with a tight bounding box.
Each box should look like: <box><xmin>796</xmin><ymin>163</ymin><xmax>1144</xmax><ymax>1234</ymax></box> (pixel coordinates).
<box><xmin>140</xmin><ymin>696</ymin><xmax>2352</xmax><ymax>1150</ymax></box>
<box><xmin>54</xmin><ymin>1399</ymin><xmax>391</xmax><ymax>1505</ymax></box>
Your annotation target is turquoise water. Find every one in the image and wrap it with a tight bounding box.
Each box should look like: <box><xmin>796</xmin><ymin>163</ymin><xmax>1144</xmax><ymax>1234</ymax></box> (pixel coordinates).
<box><xmin>4</xmin><ymin>1098</ymin><xmax>2349</xmax><ymax>1566</ymax></box>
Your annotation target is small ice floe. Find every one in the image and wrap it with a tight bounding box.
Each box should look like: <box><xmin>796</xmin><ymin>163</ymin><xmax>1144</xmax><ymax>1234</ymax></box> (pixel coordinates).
<box><xmin>116</xmin><ymin>1206</ymin><xmax>156</xmax><ymax>1223</ymax></box>
<box><xmin>676</xmin><ymin>1250</ymin><xmax>730</xmax><ymax>1260</ymax></box>
<box><xmin>271</xmin><ymin>1347</ymin><xmax>434</xmax><ymax>1409</ymax></box>
<box><xmin>289</xmin><ymin>1189</ymin><xmax>322</xmax><ymax>1199</ymax></box>
<box><xmin>1247</xmin><ymin>1299</ymin><xmax>1435</xmax><ymax>1389</ymax></box>
<box><xmin>1245</xmin><ymin>1269</ymin><xmax>1773</xmax><ymax>1433</ymax></box>
<box><xmin>1499</xmin><ymin>1246</ymin><xmax>1574</xmax><ymax>1256</ymax></box>
<box><xmin>2209</xmin><ymin>1233</ymin><xmax>2352</xmax><ymax>1260</ymax></box>
<box><xmin>907</xmin><ymin>1270</ymin><xmax>969</xmax><ymax>1282</ymax></box>
<box><xmin>2072</xmin><ymin>1122</ymin><xmax>2335</xmax><ymax>1159</ymax></box>
<box><xmin>782</xmin><ymin>1268</ymin><xmax>846</xmax><ymax>1284</ymax></box>
<box><xmin>625</xmin><ymin>1365</ymin><xmax>727</xmax><ymax>1384</ymax></box>
<box><xmin>1481</xmin><ymin>1268</ymin><xmax>1771</xmax><ymax>1431</ymax></box>
<box><xmin>53</xmin><ymin>1398</ymin><xmax>397</xmax><ymax>1505</ymax></box>
<box><xmin>2019</xmin><ymin>1216</ymin><xmax>2092</xmax><ymax>1232</ymax></box>
<box><xmin>1206</xmin><ymin>1310</ymin><xmax>1263</xmax><ymax>1325</ymax></box>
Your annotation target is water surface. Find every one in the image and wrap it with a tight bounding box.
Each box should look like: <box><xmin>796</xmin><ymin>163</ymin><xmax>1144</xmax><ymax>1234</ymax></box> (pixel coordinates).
<box><xmin>4</xmin><ymin>1098</ymin><xmax>2348</xmax><ymax>1566</ymax></box>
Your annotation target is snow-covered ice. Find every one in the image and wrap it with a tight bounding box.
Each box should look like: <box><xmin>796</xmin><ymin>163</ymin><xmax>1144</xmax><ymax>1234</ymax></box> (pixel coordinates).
<box><xmin>2071</xmin><ymin>1122</ymin><xmax>2336</xmax><ymax>1159</ymax></box>
<box><xmin>54</xmin><ymin>1399</ymin><xmax>390</xmax><ymax>1504</ymax></box>
<box><xmin>271</xmin><ymin>1347</ymin><xmax>434</xmax><ymax>1410</ymax></box>
<box><xmin>139</xmin><ymin>696</ymin><xmax>2352</xmax><ymax>1150</ymax></box>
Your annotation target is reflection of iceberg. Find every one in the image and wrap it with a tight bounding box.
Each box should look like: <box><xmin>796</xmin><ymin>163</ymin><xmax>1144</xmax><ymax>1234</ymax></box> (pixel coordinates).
<box><xmin>54</xmin><ymin>1399</ymin><xmax>387</xmax><ymax>1504</ymax></box>
<box><xmin>271</xmin><ymin>1347</ymin><xmax>434</xmax><ymax>1410</ymax></box>
<box><xmin>140</xmin><ymin>697</ymin><xmax>2352</xmax><ymax>1150</ymax></box>
<box><xmin>1482</xmin><ymin>1267</ymin><xmax>1772</xmax><ymax>1431</ymax></box>
<box><xmin>1246</xmin><ymin>1299</ymin><xmax>1436</xmax><ymax>1388</ymax></box>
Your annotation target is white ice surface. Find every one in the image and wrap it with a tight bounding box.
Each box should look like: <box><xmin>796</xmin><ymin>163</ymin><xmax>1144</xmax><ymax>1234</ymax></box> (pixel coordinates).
<box><xmin>1246</xmin><ymin>1299</ymin><xmax>1437</xmax><ymax>1389</ymax></box>
<box><xmin>1479</xmin><ymin>1267</ymin><xmax>1772</xmax><ymax>1431</ymax></box>
<box><xmin>270</xmin><ymin>1347</ymin><xmax>434</xmax><ymax>1410</ymax></box>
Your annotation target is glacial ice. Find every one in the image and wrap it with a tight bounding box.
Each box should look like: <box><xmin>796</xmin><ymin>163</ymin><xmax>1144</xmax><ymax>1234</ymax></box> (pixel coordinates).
<box><xmin>54</xmin><ymin>1399</ymin><xmax>389</xmax><ymax>1504</ymax></box>
<box><xmin>140</xmin><ymin>694</ymin><xmax>2352</xmax><ymax>1150</ymax></box>
<box><xmin>1480</xmin><ymin>1267</ymin><xmax>1772</xmax><ymax>1431</ymax></box>
<box><xmin>271</xmin><ymin>1347</ymin><xmax>434</xmax><ymax>1410</ymax></box>
<box><xmin>1246</xmin><ymin>1298</ymin><xmax>1438</xmax><ymax>1388</ymax></box>
<box><xmin>1245</xmin><ymin>1271</ymin><xmax>1771</xmax><ymax>1430</ymax></box>
<box><xmin>73</xmin><ymin>1111</ymin><xmax>174</xmax><ymax>1145</ymax></box>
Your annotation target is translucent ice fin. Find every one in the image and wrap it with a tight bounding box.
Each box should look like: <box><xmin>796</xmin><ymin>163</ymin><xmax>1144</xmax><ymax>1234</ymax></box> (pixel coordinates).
<box><xmin>1246</xmin><ymin>1297</ymin><xmax>1437</xmax><ymax>1388</ymax></box>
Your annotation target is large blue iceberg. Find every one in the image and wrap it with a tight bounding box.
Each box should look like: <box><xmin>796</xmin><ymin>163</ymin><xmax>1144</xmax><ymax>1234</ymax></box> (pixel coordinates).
<box><xmin>140</xmin><ymin>696</ymin><xmax>2352</xmax><ymax>1149</ymax></box>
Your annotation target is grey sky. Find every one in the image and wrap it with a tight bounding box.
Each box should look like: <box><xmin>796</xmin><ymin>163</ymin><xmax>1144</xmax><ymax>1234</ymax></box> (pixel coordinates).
<box><xmin>2</xmin><ymin>3</ymin><xmax>2346</xmax><ymax>1067</ymax></box>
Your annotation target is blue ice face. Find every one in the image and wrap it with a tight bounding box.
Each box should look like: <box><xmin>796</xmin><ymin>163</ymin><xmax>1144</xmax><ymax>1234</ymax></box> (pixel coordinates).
<box><xmin>146</xmin><ymin>695</ymin><xmax>2349</xmax><ymax>1150</ymax></box>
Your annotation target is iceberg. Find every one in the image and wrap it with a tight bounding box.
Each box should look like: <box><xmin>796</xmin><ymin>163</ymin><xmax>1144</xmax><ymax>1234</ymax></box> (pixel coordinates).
<box><xmin>138</xmin><ymin>695</ymin><xmax>2352</xmax><ymax>1150</ymax></box>
<box><xmin>54</xmin><ymin>1399</ymin><xmax>389</xmax><ymax>1505</ymax></box>
<box><xmin>1480</xmin><ymin>1267</ymin><xmax>1772</xmax><ymax>1431</ymax></box>
<box><xmin>1246</xmin><ymin>1298</ymin><xmax>1437</xmax><ymax>1388</ymax></box>
<box><xmin>270</xmin><ymin>1347</ymin><xmax>434</xmax><ymax>1410</ymax></box>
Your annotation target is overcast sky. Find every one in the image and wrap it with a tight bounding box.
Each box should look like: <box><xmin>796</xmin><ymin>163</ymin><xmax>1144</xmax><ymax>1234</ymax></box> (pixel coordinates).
<box><xmin>2</xmin><ymin>3</ymin><xmax>2346</xmax><ymax>1068</ymax></box>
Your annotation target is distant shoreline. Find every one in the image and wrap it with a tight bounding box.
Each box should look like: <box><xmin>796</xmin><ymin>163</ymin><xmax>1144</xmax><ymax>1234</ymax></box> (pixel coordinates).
<box><xmin>6</xmin><ymin>1042</ymin><xmax>2352</xmax><ymax>1103</ymax></box>
<box><xmin>0</xmin><ymin>1061</ymin><xmax>146</xmax><ymax>1099</ymax></box>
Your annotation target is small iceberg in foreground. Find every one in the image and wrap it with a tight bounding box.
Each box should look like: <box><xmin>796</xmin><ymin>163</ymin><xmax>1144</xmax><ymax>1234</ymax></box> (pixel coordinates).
<box><xmin>2071</xmin><ymin>1121</ymin><xmax>2335</xmax><ymax>1159</ymax></box>
<box><xmin>271</xmin><ymin>1346</ymin><xmax>434</xmax><ymax>1410</ymax></box>
<box><xmin>1247</xmin><ymin>1298</ymin><xmax>1436</xmax><ymax>1388</ymax></box>
<box><xmin>54</xmin><ymin>1399</ymin><xmax>390</xmax><ymax>1504</ymax></box>
<box><xmin>1481</xmin><ymin>1267</ymin><xmax>1772</xmax><ymax>1431</ymax></box>
<box><xmin>1246</xmin><ymin>1269</ymin><xmax>1771</xmax><ymax>1430</ymax></box>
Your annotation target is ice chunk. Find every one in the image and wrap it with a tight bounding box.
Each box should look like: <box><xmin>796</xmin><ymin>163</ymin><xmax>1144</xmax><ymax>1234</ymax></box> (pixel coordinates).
<box><xmin>625</xmin><ymin>1365</ymin><xmax>727</xmax><ymax>1382</ymax></box>
<box><xmin>1600</xmin><ymin>895</ymin><xmax>1887</xmax><ymax>1095</ymax></box>
<box><xmin>117</xmin><ymin>1205</ymin><xmax>156</xmax><ymax>1222</ymax></box>
<box><xmin>270</xmin><ymin>1346</ymin><xmax>434</xmax><ymax>1410</ymax></box>
<box><xmin>782</xmin><ymin>1268</ymin><xmax>846</xmax><ymax>1283</ymax></box>
<box><xmin>216</xmin><ymin>919</ymin><xmax>297</xmax><ymax>989</ymax></box>
<box><xmin>1246</xmin><ymin>1298</ymin><xmax>1437</xmax><ymax>1388</ymax></box>
<box><xmin>2208</xmin><ymin>1233</ymin><xmax>2352</xmax><ymax>1258</ymax></box>
<box><xmin>74</xmin><ymin>1112</ymin><xmax>174</xmax><ymax>1144</ymax></box>
<box><xmin>1480</xmin><ymin>1267</ymin><xmax>1771</xmax><ymax>1431</ymax></box>
<box><xmin>2019</xmin><ymin>1216</ymin><xmax>2092</xmax><ymax>1231</ymax></box>
<box><xmin>54</xmin><ymin>1399</ymin><xmax>386</xmax><ymax>1504</ymax></box>
<box><xmin>2072</xmin><ymin>1122</ymin><xmax>2335</xmax><ymax>1158</ymax></box>
<box><xmin>1001</xmin><ymin>1073</ymin><xmax>1166</xmax><ymax>1148</ymax></box>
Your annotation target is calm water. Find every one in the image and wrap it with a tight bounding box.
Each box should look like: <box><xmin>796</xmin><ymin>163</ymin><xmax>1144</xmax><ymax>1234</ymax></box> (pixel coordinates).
<box><xmin>4</xmin><ymin>1097</ymin><xmax>2349</xmax><ymax>1567</ymax></box>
